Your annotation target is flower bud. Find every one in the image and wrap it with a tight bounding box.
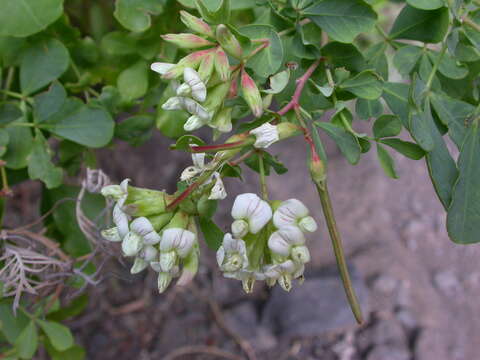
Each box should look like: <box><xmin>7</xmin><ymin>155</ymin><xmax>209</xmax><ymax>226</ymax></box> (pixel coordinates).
<box><xmin>208</xmin><ymin>172</ymin><xmax>227</xmax><ymax>200</ymax></box>
<box><xmin>176</xmin><ymin>83</ymin><xmax>192</xmax><ymax>97</ymax></box>
<box><xmin>101</xmin><ymin>227</ymin><xmax>122</xmax><ymax>242</ymax></box>
<box><xmin>159</xmin><ymin>251</ymin><xmax>177</xmax><ymax>272</ymax></box>
<box><xmin>180</xmin><ymin>11</ymin><xmax>214</xmax><ymax>38</ymax></box>
<box><xmin>216</xmin><ymin>24</ymin><xmax>243</xmax><ymax>59</ymax></box>
<box><xmin>131</xmin><ymin>257</ymin><xmax>149</xmax><ymax>274</ymax></box>
<box><xmin>214</xmin><ymin>48</ymin><xmax>231</xmax><ymax>82</ymax></box>
<box><xmin>184</xmin><ymin>67</ymin><xmax>207</xmax><ymax>102</ymax></box>
<box><xmin>232</xmin><ymin>219</ymin><xmax>248</xmax><ymax>238</ymax></box>
<box><xmin>184</xmin><ymin>115</ymin><xmax>207</xmax><ymax>131</ymax></box>
<box><xmin>122</xmin><ymin>232</ymin><xmax>143</xmax><ymax>257</ymax></box>
<box><xmin>277</xmin><ymin>122</ymin><xmax>301</xmax><ymax>140</ymax></box>
<box><xmin>298</xmin><ymin>216</ymin><xmax>317</xmax><ymax>233</ymax></box>
<box><xmin>101</xmin><ymin>185</ymin><xmax>125</xmax><ymax>201</ymax></box>
<box><xmin>291</xmin><ymin>245</ymin><xmax>311</xmax><ymax>264</ymax></box>
<box><xmin>161</xmin><ymin>33</ymin><xmax>214</xmax><ymax>49</ymax></box>
<box><xmin>250</xmin><ymin>123</ymin><xmax>279</xmax><ymax>148</ymax></box>
<box><xmin>210</xmin><ymin>107</ymin><xmax>232</xmax><ymax>133</ymax></box>
<box><xmin>150</xmin><ymin>62</ymin><xmax>175</xmax><ymax>76</ymax></box>
<box><xmin>228</xmin><ymin>71</ymin><xmax>239</xmax><ymax>98</ymax></box>
<box><xmin>158</xmin><ymin>272</ymin><xmax>173</xmax><ymax>293</ymax></box>
<box><xmin>197</xmin><ymin>52</ymin><xmax>215</xmax><ymax>83</ymax></box>
<box><xmin>162</xmin><ymin>50</ymin><xmax>212</xmax><ymax>79</ymax></box>
<box><xmin>162</xmin><ymin>97</ymin><xmax>183</xmax><ymax>110</ymax></box>
<box><xmin>241</xmin><ymin>69</ymin><xmax>263</xmax><ymax>118</ymax></box>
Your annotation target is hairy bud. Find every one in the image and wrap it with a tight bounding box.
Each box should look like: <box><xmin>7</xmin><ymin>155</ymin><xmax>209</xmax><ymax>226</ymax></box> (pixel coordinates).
<box><xmin>241</xmin><ymin>68</ymin><xmax>263</xmax><ymax>118</ymax></box>
<box><xmin>161</xmin><ymin>33</ymin><xmax>214</xmax><ymax>49</ymax></box>
<box><xmin>216</xmin><ymin>24</ymin><xmax>243</xmax><ymax>59</ymax></box>
<box><xmin>180</xmin><ymin>11</ymin><xmax>214</xmax><ymax>38</ymax></box>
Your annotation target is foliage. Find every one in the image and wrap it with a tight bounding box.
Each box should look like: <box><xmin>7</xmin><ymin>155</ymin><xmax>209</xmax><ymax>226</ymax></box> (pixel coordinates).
<box><xmin>1</xmin><ymin>0</ymin><xmax>480</xmax><ymax>358</ymax></box>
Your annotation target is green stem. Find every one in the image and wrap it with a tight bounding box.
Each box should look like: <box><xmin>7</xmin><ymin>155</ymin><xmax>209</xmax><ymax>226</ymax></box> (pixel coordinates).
<box><xmin>258</xmin><ymin>151</ymin><xmax>269</xmax><ymax>200</ymax></box>
<box><xmin>2</xmin><ymin>67</ymin><xmax>15</xmax><ymax>100</ymax></box>
<box><xmin>0</xmin><ymin>90</ymin><xmax>33</xmax><ymax>104</ymax></box>
<box><xmin>426</xmin><ymin>41</ymin><xmax>447</xmax><ymax>90</ymax></box>
<box><xmin>314</xmin><ymin>182</ymin><xmax>364</xmax><ymax>324</ymax></box>
<box><xmin>375</xmin><ymin>24</ymin><xmax>399</xmax><ymax>50</ymax></box>
<box><xmin>463</xmin><ymin>16</ymin><xmax>480</xmax><ymax>33</ymax></box>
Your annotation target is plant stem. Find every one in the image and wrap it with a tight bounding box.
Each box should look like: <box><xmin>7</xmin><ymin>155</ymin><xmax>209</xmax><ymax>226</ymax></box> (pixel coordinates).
<box><xmin>278</xmin><ymin>18</ymin><xmax>311</xmax><ymax>36</ymax></box>
<box><xmin>314</xmin><ymin>182</ymin><xmax>364</xmax><ymax>324</ymax></box>
<box><xmin>426</xmin><ymin>41</ymin><xmax>447</xmax><ymax>90</ymax></box>
<box><xmin>463</xmin><ymin>16</ymin><xmax>480</xmax><ymax>33</ymax></box>
<box><xmin>191</xmin><ymin>139</ymin><xmax>251</xmax><ymax>153</ymax></box>
<box><xmin>258</xmin><ymin>151</ymin><xmax>269</xmax><ymax>200</ymax></box>
<box><xmin>2</xmin><ymin>67</ymin><xmax>15</xmax><ymax>100</ymax></box>
<box><xmin>0</xmin><ymin>89</ymin><xmax>33</xmax><ymax>104</ymax></box>
<box><xmin>374</xmin><ymin>24</ymin><xmax>399</xmax><ymax>50</ymax></box>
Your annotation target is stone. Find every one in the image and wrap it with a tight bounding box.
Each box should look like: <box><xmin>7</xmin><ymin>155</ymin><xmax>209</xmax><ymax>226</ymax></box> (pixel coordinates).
<box><xmin>370</xmin><ymin>319</ymin><xmax>406</xmax><ymax>347</ymax></box>
<box><xmin>367</xmin><ymin>345</ymin><xmax>410</xmax><ymax>360</ymax></box>
<box><xmin>261</xmin><ymin>265</ymin><xmax>369</xmax><ymax>338</ymax></box>
<box><xmin>433</xmin><ymin>270</ymin><xmax>461</xmax><ymax>296</ymax></box>
<box><xmin>372</xmin><ymin>274</ymin><xmax>399</xmax><ymax>294</ymax></box>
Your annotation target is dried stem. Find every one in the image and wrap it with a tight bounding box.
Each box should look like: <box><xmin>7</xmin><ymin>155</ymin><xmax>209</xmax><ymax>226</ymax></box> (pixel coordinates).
<box><xmin>163</xmin><ymin>345</ymin><xmax>244</xmax><ymax>360</ymax></box>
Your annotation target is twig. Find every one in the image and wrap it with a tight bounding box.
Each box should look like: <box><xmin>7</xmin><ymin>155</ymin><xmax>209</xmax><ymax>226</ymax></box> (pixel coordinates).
<box><xmin>163</xmin><ymin>345</ymin><xmax>244</xmax><ymax>360</ymax></box>
<box><xmin>229</xmin><ymin>149</ymin><xmax>255</xmax><ymax>166</ymax></box>
<box><xmin>13</xmin><ymin>198</ymin><xmax>76</xmax><ymax>231</ymax></box>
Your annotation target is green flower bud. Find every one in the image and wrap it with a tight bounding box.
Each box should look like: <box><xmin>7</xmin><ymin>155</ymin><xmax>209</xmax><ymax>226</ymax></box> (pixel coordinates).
<box><xmin>203</xmin><ymin>81</ymin><xmax>230</xmax><ymax>112</ymax></box>
<box><xmin>148</xmin><ymin>212</ymin><xmax>174</xmax><ymax>232</ymax></box>
<box><xmin>123</xmin><ymin>189</ymin><xmax>171</xmax><ymax>217</ymax></box>
<box><xmin>163</xmin><ymin>50</ymin><xmax>212</xmax><ymax>79</ymax></box>
<box><xmin>161</xmin><ymin>33</ymin><xmax>214</xmax><ymax>49</ymax></box>
<box><xmin>210</xmin><ymin>107</ymin><xmax>232</xmax><ymax>133</ymax></box>
<box><xmin>214</xmin><ymin>47</ymin><xmax>231</xmax><ymax>82</ymax></box>
<box><xmin>197</xmin><ymin>51</ymin><xmax>215</xmax><ymax>83</ymax></box>
<box><xmin>241</xmin><ymin>68</ymin><xmax>263</xmax><ymax>118</ymax></box>
<box><xmin>180</xmin><ymin>11</ymin><xmax>214</xmax><ymax>38</ymax></box>
<box><xmin>216</xmin><ymin>24</ymin><xmax>243</xmax><ymax>59</ymax></box>
<box><xmin>163</xmin><ymin>211</ymin><xmax>190</xmax><ymax>230</ymax></box>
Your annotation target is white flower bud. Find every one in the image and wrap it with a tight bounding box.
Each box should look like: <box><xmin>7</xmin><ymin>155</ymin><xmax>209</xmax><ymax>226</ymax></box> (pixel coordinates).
<box><xmin>141</xmin><ymin>245</ymin><xmax>158</xmax><ymax>261</ymax></box>
<box><xmin>231</xmin><ymin>193</ymin><xmax>272</xmax><ymax>234</ymax></box>
<box><xmin>250</xmin><ymin>123</ymin><xmax>279</xmax><ymax>149</ymax></box>
<box><xmin>176</xmin><ymin>83</ymin><xmax>192</xmax><ymax>97</ymax></box>
<box><xmin>159</xmin><ymin>251</ymin><xmax>177</xmax><ymax>272</ymax></box>
<box><xmin>162</xmin><ymin>96</ymin><xmax>184</xmax><ymax>110</ymax></box>
<box><xmin>273</xmin><ymin>198</ymin><xmax>317</xmax><ymax>233</ymax></box>
<box><xmin>130</xmin><ymin>217</ymin><xmax>161</xmax><ymax>245</ymax></box>
<box><xmin>231</xmin><ymin>219</ymin><xmax>248</xmax><ymax>238</ymax></box>
<box><xmin>184</xmin><ymin>67</ymin><xmax>207</xmax><ymax>102</ymax></box>
<box><xmin>158</xmin><ymin>272</ymin><xmax>173</xmax><ymax>293</ymax></box>
<box><xmin>268</xmin><ymin>226</ymin><xmax>305</xmax><ymax>256</ymax></box>
<box><xmin>291</xmin><ymin>245</ymin><xmax>310</xmax><ymax>264</ymax></box>
<box><xmin>101</xmin><ymin>227</ymin><xmax>122</xmax><ymax>242</ymax></box>
<box><xmin>184</xmin><ymin>115</ymin><xmax>207</xmax><ymax>131</ymax></box>
<box><xmin>113</xmin><ymin>204</ymin><xmax>130</xmax><ymax>239</ymax></box>
<box><xmin>208</xmin><ymin>172</ymin><xmax>227</xmax><ymax>200</ymax></box>
<box><xmin>181</xmin><ymin>97</ymin><xmax>210</xmax><ymax>120</ymax></box>
<box><xmin>151</xmin><ymin>62</ymin><xmax>175</xmax><ymax>75</ymax></box>
<box><xmin>131</xmin><ymin>257</ymin><xmax>149</xmax><ymax>274</ymax></box>
<box><xmin>160</xmin><ymin>228</ymin><xmax>196</xmax><ymax>257</ymax></box>
<box><xmin>122</xmin><ymin>232</ymin><xmax>143</xmax><ymax>257</ymax></box>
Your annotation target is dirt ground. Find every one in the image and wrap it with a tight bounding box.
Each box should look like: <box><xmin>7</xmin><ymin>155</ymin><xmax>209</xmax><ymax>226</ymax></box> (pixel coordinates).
<box><xmin>8</xmin><ymin>126</ymin><xmax>480</xmax><ymax>360</ymax></box>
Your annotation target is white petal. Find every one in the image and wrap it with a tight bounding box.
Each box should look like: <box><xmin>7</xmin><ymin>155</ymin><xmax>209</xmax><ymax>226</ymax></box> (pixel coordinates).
<box><xmin>131</xmin><ymin>257</ymin><xmax>149</xmax><ymax>274</ymax></box>
<box><xmin>162</xmin><ymin>96</ymin><xmax>184</xmax><ymax>110</ymax></box>
<box><xmin>299</xmin><ymin>216</ymin><xmax>317</xmax><ymax>233</ymax></box>
<box><xmin>268</xmin><ymin>232</ymin><xmax>291</xmax><ymax>256</ymax></box>
<box><xmin>160</xmin><ymin>251</ymin><xmax>177</xmax><ymax>272</ymax></box>
<box><xmin>268</xmin><ymin>226</ymin><xmax>305</xmax><ymax>256</ymax></box>
<box><xmin>101</xmin><ymin>227</ymin><xmax>122</xmax><ymax>242</ymax></box>
<box><xmin>184</xmin><ymin>115</ymin><xmax>206</xmax><ymax>131</ymax></box>
<box><xmin>291</xmin><ymin>245</ymin><xmax>310</xmax><ymax>264</ymax></box>
<box><xmin>231</xmin><ymin>219</ymin><xmax>248</xmax><ymax>238</ymax></box>
<box><xmin>158</xmin><ymin>272</ymin><xmax>173</xmax><ymax>293</ymax></box>
<box><xmin>151</xmin><ymin>62</ymin><xmax>175</xmax><ymax>75</ymax></box>
<box><xmin>181</xmin><ymin>166</ymin><xmax>202</xmax><ymax>181</ymax></box>
<box><xmin>141</xmin><ymin>245</ymin><xmax>159</xmax><ymax>261</ymax></box>
<box><xmin>231</xmin><ymin>193</ymin><xmax>258</xmax><ymax>220</ymax></box>
<box><xmin>216</xmin><ymin>245</ymin><xmax>226</xmax><ymax>267</ymax></box>
<box><xmin>122</xmin><ymin>232</ymin><xmax>142</xmax><ymax>256</ymax></box>
<box><xmin>208</xmin><ymin>173</ymin><xmax>227</xmax><ymax>200</ymax></box>
<box><xmin>176</xmin><ymin>83</ymin><xmax>192</xmax><ymax>97</ymax></box>
<box><xmin>279</xmin><ymin>259</ymin><xmax>296</xmax><ymax>273</ymax></box>
<box><xmin>113</xmin><ymin>204</ymin><xmax>130</xmax><ymax>238</ymax></box>
<box><xmin>248</xmin><ymin>201</ymin><xmax>272</xmax><ymax>233</ymax></box>
<box><xmin>231</xmin><ymin>193</ymin><xmax>272</xmax><ymax>234</ymax></box>
<box><xmin>273</xmin><ymin>198</ymin><xmax>309</xmax><ymax>229</ymax></box>
<box><xmin>131</xmin><ymin>217</ymin><xmax>161</xmax><ymax>244</ymax></box>
<box><xmin>184</xmin><ymin>67</ymin><xmax>207</xmax><ymax>102</ymax></box>
<box><xmin>160</xmin><ymin>228</ymin><xmax>196</xmax><ymax>257</ymax></box>
<box><xmin>192</xmin><ymin>153</ymin><xmax>205</xmax><ymax>169</ymax></box>
<box><xmin>250</xmin><ymin>123</ymin><xmax>279</xmax><ymax>149</ymax></box>
<box><xmin>119</xmin><ymin>178</ymin><xmax>130</xmax><ymax>193</ymax></box>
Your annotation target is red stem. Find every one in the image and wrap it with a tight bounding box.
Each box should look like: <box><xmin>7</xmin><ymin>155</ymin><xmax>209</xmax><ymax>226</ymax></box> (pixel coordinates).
<box><xmin>192</xmin><ymin>140</ymin><xmax>246</xmax><ymax>153</ymax></box>
<box><xmin>277</xmin><ymin>59</ymin><xmax>322</xmax><ymax>116</ymax></box>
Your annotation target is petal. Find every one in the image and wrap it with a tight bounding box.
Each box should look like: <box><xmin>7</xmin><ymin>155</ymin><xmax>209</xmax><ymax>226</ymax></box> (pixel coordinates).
<box><xmin>113</xmin><ymin>204</ymin><xmax>130</xmax><ymax>238</ymax></box>
<box><xmin>160</xmin><ymin>251</ymin><xmax>177</xmax><ymax>272</ymax></box>
<box><xmin>208</xmin><ymin>173</ymin><xmax>227</xmax><ymax>200</ymax></box>
<box><xmin>151</xmin><ymin>62</ymin><xmax>175</xmax><ymax>75</ymax></box>
<box><xmin>141</xmin><ymin>245</ymin><xmax>159</xmax><ymax>261</ymax></box>
<box><xmin>184</xmin><ymin>67</ymin><xmax>207</xmax><ymax>102</ymax></box>
<box><xmin>184</xmin><ymin>115</ymin><xmax>207</xmax><ymax>131</ymax></box>
<box><xmin>162</xmin><ymin>96</ymin><xmax>184</xmax><ymax>111</ymax></box>
<box><xmin>273</xmin><ymin>198</ymin><xmax>309</xmax><ymax>229</ymax></box>
<box><xmin>122</xmin><ymin>232</ymin><xmax>142</xmax><ymax>256</ymax></box>
<box><xmin>160</xmin><ymin>228</ymin><xmax>196</xmax><ymax>257</ymax></box>
<box><xmin>291</xmin><ymin>245</ymin><xmax>310</xmax><ymax>264</ymax></box>
<box><xmin>181</xmin><ymin>166</ymin><xmax>202</xmax><ymax>181</ymax></box>
<box><xmin>268</xmin><ymin>231</ymin><xmax>291</xmax><ymax>256</ymax></box>
<box><xmin>299</xmin><ymin>216</ymin><xmax>318</xmax><ymax>233</ymax></box>
<box><xmin>231</xmin><ymin>193</ymin><xmax>260</xmax><ymax>220</ymax></box>
<box><xmin>101</xmin><ymin>227</ymin><xmax>122</xmax><ymax>242</ymax></box>
<box><xmin>231</xmin><ymin>219</ymin><xmax>248</xmax><ymax>239</ymax></box>
<box><xmin>248</xmin><ymin>199</ymin><xmax>272</xmax><ymax>233</ymax></box>
<box><xmin>192</xmin><ymin>153</ymin><xmax>205</xmax><ymax>169</ymax></box>
<box><xmin>130</xmin><ymin>217</ymin><xmax>155</xmax><ymax>236</ymax></box>
<box><xmin>131</xmin><ymin>257</ymin><xmax>149</xmax><ymax>274</ymax></box>
<box><xmin>250</xmin><ymin>123</ymin><xmax>279</xmax><ymax>148</ymax></box>
<box><xmin>216</xmin><ymin>245</ymin><xmax>226</xmax><ymax>267</ymax></box>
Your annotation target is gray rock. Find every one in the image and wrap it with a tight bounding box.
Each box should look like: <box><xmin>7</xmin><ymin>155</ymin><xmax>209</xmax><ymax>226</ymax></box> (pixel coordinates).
<box><xmin>370</xmin><ymin>319</ymin><xmax>406</xmax><ymax>347</ymax></box>
<box><xmin>261</xmin><ymin>265</ymin><xmax>369</xmax><ymax>338</ymax></box>
<box><xmin>433</xmin><ymin>270</ymin><xmax>461</xmax><ymax>296</ymax></box>
<box><xmin>224</xmin><ymin>302</ymin><xmax>258</xmax><ymax>340</ymax></box>
<box><xmin>395</xmin><ymin>308</ymin><xmax>418</xmax><ymax>330</ymax></box>
<box><xmin>372</xmin><ymin>274</ymin><xmax>399</xmax><ymax>294</ymax></box>
<box><xmin>367</xmin><ymin>345</ymin><xmax>410</xmax><ymax>360</ymax></box>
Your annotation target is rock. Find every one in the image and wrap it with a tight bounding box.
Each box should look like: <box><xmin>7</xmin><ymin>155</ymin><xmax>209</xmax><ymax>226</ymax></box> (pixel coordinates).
<box><xmin>372</xmin><ymin>274</ymin><xmax>399</xmax><ymax>294</ymax></box>
<box><xmin>370</xmin><ymin>319</ymin><xmax>406</xmax><ymax>347</ymax></box>
<box><xmin>367</xmin><ymin>345</ymin><xmax>410</xmax><ymax>360</ymax></box>
<box><xmin>433</xmin><ymin>270</ymin><xmax>461</xmax><ymax>296</ymax></box>
<box><xmin>415</xmin><ymin>329</ymin><xmax>450</xmax><ymax>360</ymax></box>
<box><xmin>395</xmin><ymin>308</ymin><xmax>418</xmax><ymax>330</ymax></box>
<box><xmin>261</xmin><ymin>265</ymin><xmax>369</xmax><ymax>338</ymax></box>
<box><xmin>224</xmin><ymin>302</ymin><xmax>258</xmax><ymax>340</ymax></box>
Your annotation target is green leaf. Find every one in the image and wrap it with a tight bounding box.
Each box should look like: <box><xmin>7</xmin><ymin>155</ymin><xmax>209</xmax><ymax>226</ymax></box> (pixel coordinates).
<box><xmin>304</xmin><ymin>0</ymin><xmax>377</xmax><ymax>43</ymax></box>
<box><xmin>195</xmin><ymin>0</ymin><xmax>231</xmax><ymax>24</ymax></box>
<box><xmin>240</xmin><ymin>25</ymin><xmax>283</xmax><ymax>77</ymax></box>
<box><xmin>376</xmin><ymin>144</ymin><xmax>398</xmax><ymax>179</ymax></box>
<box><xmin>34</xmin><ymin>82</ymin><xmax>67</xmax><ymax>123</ymax></box>
<box><xmin>430</xmin><ymin>92</ymin><xmax>475</xmax><ymax>149</ymax></box>
<box><xmin>382</xmin><ymin>82</ymin><xmax>410</xmax><ymax>128</ymax></box>
<box><xmin>114</xmin><ymin>0</ymin><xmax>164</xmax><ymax>32</ymax></box>
<box><xmin>101</xmin><ymin>31</ymin><xmax>137</xmax><ymax>56</ymax></box>
<box><xmin>409</xmin><ymin>109</ymin><xmax>435</xmax><ymax>152</ymax></box>
<box><xmin>0</xmin><ymin>300</ymin><xmax>30</xmax><ymax>344</ymax></box>
<box><xmin>393</xmin><ymin>45</ymin><xmax>423</xmax><ymax>76</ymax></box>
<box><xmin>464</xmin><ymin>10</ymin><xmax>480</xmax><ymax>51</ymax></box>
<box><xmin>117</xmin><ymin>60</ymin><xmax>149</xmax><ymax>102</ymax></box>
<box><xmin>389</xmin><ymin>5</ymin><xmax>449</xmax><ymax>43</ymax></box>
<box><xmin>15</xmin><ymin>321</ymin><xmax>38</xmax><ymax>359</ymax></box>
<box><xmin>365</xmin><ymin>42</ymin><xmax>389</xmax><ymax>80</ymax></box>
<box><xmin>427</xmin><ymin>50</ymin><xmax>469</xmax><ymax>79</ymax></box>
<box><xmin>315</xmin><ymin>122</ymin><xmax>361</xmax><ymax>165</ymax></box>
<box><xmin>0</xmin><ymin>103</ymin><xmax>22</xmax><ymax>128</ymax></box>
<box><xmin>0</xmin><ymin>0</ymin><xmax>63</xmax><ymax>37</ymax></box>
<box><xmin>447</xmin><ymin>119</ymin><xmax>480</xmax><ymax>244</ymax></box>
<box><xmin>198</xmin><ymin>217</ymin><xmax>223</xmax><ymax>250</ymax></box>
<box><xmin>42</xmin><ymin>98</ymin><xmax>114</xmax><ymax>148</ymax></box>
<box><xmin>0</xmin><ymin>129</ymin><xmax>9</xmax><ymax>156</ymax></box>
<box><xmin>46</xmin><ymin>344</ymin><xmax>85</xmax><ymax>360</ymax></box>
<box><xmin>321</xmin><ymin>42</ymin><xmax>366</xmax><ymax>73</ymax></box>
<box><xmin>115</xmin><ymin>114</ymin><xmax>154</xmax><ymax>146</ymax></box>
<box><xmin>406</xmin><ymin>0</ymin><xmax>444</xmax><ymax>10</ymax></box>
<box><xmin>339</xmin><ymin>70</ymin><xmax>382</xmax><ymax>100</ymax></box>
<box><xmin>355</xmin><ymin>98</ymin><xmax>383</xmax><ymax>120</ymax></box>
<box><xmin>373</xmin><ymin>115</ymin><xmax>402</xmax><ymax>138</ymax></box>
<box><xmin>37</xmin><ymin>320</ymin><xmax>74</xmax><ymax>351</ymax></box>
<box><xmin>380</xmin><ymin>138</ymin><xmax>426</xmax><ymax>160</ymax></box>
<box><xmin>20</xmin><ymin>38</ymin><xmax>70</xmax><ymax>95</ymax></box>
<box><xmin>173</xmin><ymin>134</ymin><xmax>206</xmax><ymax>151</ymax></box>
<box><xmin>3</xmin><ymin>117</ymin><xmax>33</xmax><ymax>169</ymax></box>
<box><xmin>264</xmin><ymin>70</ymin><xmax>290</xmax><ymax>94</ymax></box>
<box><xmin>27</xmin><ymin>130</ymin><xmax>63</xmax><ymax>188</ymax></box>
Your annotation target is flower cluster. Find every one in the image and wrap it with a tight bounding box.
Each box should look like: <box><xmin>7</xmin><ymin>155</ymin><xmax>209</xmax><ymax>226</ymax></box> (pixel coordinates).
<box><xmin>151</xmin><ymin>11</ymin><xmax>265</xmax><ymax>133</ymax></box>
<box><xmin>181</xmin><ymin>153</ymin><xmax>226</xmax><ymax>200</ymax></box>
<box><xmin>101</xmin><ymin>180</ymin><xmax>199</xmax><ymax>293</ymax></box>
<box><xmin>216</xmin><ymin>193</ymin><xmax>317</xmax><ymax>292</ymax></box>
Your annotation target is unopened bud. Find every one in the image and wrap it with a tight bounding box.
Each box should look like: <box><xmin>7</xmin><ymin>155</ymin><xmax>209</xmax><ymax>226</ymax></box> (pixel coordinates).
<box><xmin>180</xmin><ymin>11</ymin><xmax>214</xmax><ymax>38</ymax></box>
<box><xmin>250</xmin><ymin>123</ymin><xmax>279</xmax><ymax>148</ymax></box>
<box><xmin>197</xmin><ymin>52</ymin><xmax>215</xmax><ymax>82</ymax></box>
<box><xmin>277</xmin><ymin>122</ymin><xmax>301</xmax><ymax>140</ymax></box>
<box><xmin>160</xmin><ymin>251</ymin><xmax>177</xmax><ymax>272</ymax></box>
<box><xmin>158</xmin><ymin>272</ymin><xmax>173</xmax><ymax>293</ymax></box>
<box><xmin>216</xmin><ymin>24</ymin><xmax>243</xmax><ymax>59</ymax></box>
<box><xmin>131</xmin><ymin>257</ymin><xmax>149</xmax><ymax>274</ymax></box>
<box><xmin>163</xmin><ymin>50</ymin><xmax>212</xmax><ymax>79</ymax></box>
<box><xmin>232</xmin><ymin>219</ymin><xmax>248</xmax><ymax>238</ymax></box>
<box><xmin>210</xmin><ymin>107</ymin><xmax>232</xmax><ymax>133</ymax></box>
<box><xmin>228</xmin><ymin>70</ymin><xmax>239</xmax><ymax>98</ymax></box>
<box><xmin>309</xmin><ymin>156</ymin><xmax>326</xmax><ymax>186</ymax></box>
<box><xmin>298</xmin><ymin>216</ymin><xmax>317</xmax><ymax>233</ymax></box>
<box><xmin>214</xmin><ymin>48</ymin><xmax>231</xmax><ymax>81</ymax></box>
<box><xmin>161</xmin><ymin>33</ymin><xmax>214</xmax><ymax>49</ymax></box>
<box><xmin>291</xmin><ymin>245</ymin><xmax>311</xmax><ymax>264</ymax></box>
<box><xmin>241</xmin><ymin>68</ymin><xmax>263</xmax><ymax>118</ymax></box>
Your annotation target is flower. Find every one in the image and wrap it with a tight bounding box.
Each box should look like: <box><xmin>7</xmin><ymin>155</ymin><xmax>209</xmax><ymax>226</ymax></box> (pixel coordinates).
<box><xmin>216</xmin><ymin>233</ymin><xmax>249</xmax><ymax>275</ymax></box>
<box><xmin>268</xmin><ymin>225</ymin><xmax>305</xmax><ymax>255</ymax></box>
<box><xmin>250</xmin><ymin>123</ymin><xmax>279</xmax><ymax>149</ymax></box>
<box><xmin>273</xmin><ymin>199</ymin><xmax>317</xmax><ymax>233</ymax></box>
<box><xmin>159</xmin><ymin>228</ymin><xmax>196</xmax><ymax>272</ymax></box>
<box><xmin>231</xmin><ymin>193</ymin><xmax>272</xmax><ymax>238</ymax></box>
<box><xmin>182</xmin><ymin>68</ymin><xmax>207</xmax><ymax>102</ymax></box>
<box><xmin>208</xmin><ymin>173</ymin><xmax>227</xmax><ymax>200</ymax></box>
<box><xmin>181</xmin><ymin>153</ymin><xmax>206</xmax><ymax>181</ymax></box>
<box><xmin>122</xmin><ymin>217</ymin><xmax>161</xmax><ymax>257</ymax></box>
<box><xmin>162</xmin><ymin>96</ymin><xmax>211</xmax><ymax>120</ymax></box>
<box><xmin>263</xmin><ymin>260</ymin><xmax>302</xmax><ymax>291</ymax></box>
